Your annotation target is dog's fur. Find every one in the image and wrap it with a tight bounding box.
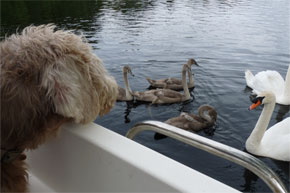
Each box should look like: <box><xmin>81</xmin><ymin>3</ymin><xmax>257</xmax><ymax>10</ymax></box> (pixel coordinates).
<box><xmin>0</xmin><ymin>24</ymin><xmax>118</xmax><ymax>192</ymax></box>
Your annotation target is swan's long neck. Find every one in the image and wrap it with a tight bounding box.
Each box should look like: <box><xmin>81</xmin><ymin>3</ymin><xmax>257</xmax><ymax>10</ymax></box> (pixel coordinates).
<box><xmin>123</xmin><ymin>70</ymin><xmax>132</xmax><ymax>98</ymax></box>
<box><xmin>182</xmin><ymin>66</ymin><xmax>190</xmax><ymax>100</ymax></box>
<box><xmin>283</xmin><ymin>65</ymin><xmax>290</xmax><ymax>100</ymax></box>
<box><xmin>187</xmin><ymin>70</ymin><xmax>194</xmax><ymax>87</ymax></box>
<box><xmin>246</xmin><ymin>101</ymin><xmax>275</xmax><ymax>149</ymax></box>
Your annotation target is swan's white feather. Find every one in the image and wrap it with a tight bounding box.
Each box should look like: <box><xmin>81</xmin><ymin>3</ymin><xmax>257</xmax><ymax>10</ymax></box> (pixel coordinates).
<box><xmin>245</xmin><ymin>69</ymin><xmax>288</xmax><ymax>104</ymax></box>
<box><xmin>260</xmin><ymin>117</ymin><xmax>290</xmax><ymax>161</ymax></box>
<box><xmin>245</xmin><ymin>69</ymin><xmax>255</xmax><ymax>88</ymax></box>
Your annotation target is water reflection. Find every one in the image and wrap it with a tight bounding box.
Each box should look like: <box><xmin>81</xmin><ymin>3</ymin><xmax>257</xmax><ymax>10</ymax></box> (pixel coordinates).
<box><xmin>124</xmin><ymin>101</ymin><xmax>134</xmax><ymax>123</ymax></box>
<box><xmin>103</xmin><ymin>0</ymin><xmax>155</xmax><ymax>13</ymax></box>
<box><xmin>241</xmin><ymin>169</ymin><xmax>259</xmax><ymax>192</ymax></box>
<box><xmin>276</xmin><ymin>105</ymin><xmax>290</xmax><ymax>122</ymax></box>
<box><xmin>121</xmin><ymin>100</ymin><xmax>164</xmax><ymax>123</ymax></box>
<box><xmin>0</xmin><ymin>0</ymin><xmax>157</xmax><ymax>39</ymax></box>
<box><xmin>123</xmin><ymin>101</ymin><xmax>146</xmax><ymax>123</ymax></box>
<box><xmin>272</xmin><ymin>160</ymin><xmax>290</xmax><ymax>188</ymax></box>
<box><xmin>1</xmin><ymin>1</ymin><xmax>102</xmax><ymax>38</ymax></box>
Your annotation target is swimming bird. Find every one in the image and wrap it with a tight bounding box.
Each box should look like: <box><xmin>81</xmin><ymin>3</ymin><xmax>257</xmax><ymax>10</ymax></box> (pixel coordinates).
<box><xmin>146</xmin><ymin>58</ymin><xmax>198</xmax><ymax>91</ymax></box>
<box><xmin>246</xmin><ymin>91</ymin><xmax>290</xmax><ymax>161</ymax></box>
<box><xmin>117</xmin><ymin>65</ymin><xmax>134</xmax><ymax>101</ymax></box>
<box><xmin>165</xmin><ymin>105</ymin><xmax>217</xmax><ymax>132</ymax></box>
<box><xmin>245</xmin><ymin>64</ymin><xmax>290</xmax><ymax>105</ymax></box>
<box><xmin>132</xmin><ymin>63</ymin><xmax>191</xmax><ymax>104</ymax></box>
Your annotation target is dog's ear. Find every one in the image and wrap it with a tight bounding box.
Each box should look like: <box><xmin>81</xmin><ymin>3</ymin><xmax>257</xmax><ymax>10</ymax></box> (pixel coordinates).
<box><xmin>86</xmin><ymin>56</ymin><xmax>118</xmax><ymax>117</ymax></box>
<box><xmin>38</xmin><ymin>26</ymin><xmax>117</xmax><ymax>124</ymax></box>
<box><xmin>41</xmin><ymin>58</ymin><xmax>98</xmax><ymax>123</ymax></box>
<box><xmin>41</xmin><ymin>55</ymin><xmax>118</xmax><ymax>124</ymax></box>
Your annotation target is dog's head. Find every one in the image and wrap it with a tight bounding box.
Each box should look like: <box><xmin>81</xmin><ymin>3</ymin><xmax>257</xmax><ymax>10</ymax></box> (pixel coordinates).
<box><xmin>0</xmin><ymin>24</ymin><xmax>118</xmax><ymax>149</ymax></box>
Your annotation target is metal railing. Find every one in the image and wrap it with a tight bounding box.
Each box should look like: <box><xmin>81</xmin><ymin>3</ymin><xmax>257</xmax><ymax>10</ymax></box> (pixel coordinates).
<box><xmin>126</xmin><ymin>120</ymin><xmax>288</xmax><ymax>193</ymax></box>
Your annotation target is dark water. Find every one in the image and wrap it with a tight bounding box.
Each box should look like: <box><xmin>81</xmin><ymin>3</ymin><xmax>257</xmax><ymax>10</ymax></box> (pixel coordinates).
<box><xmin>1</xmin><ymin>1</ymin><xmax>289</xmax><ymax>192</ymax></box>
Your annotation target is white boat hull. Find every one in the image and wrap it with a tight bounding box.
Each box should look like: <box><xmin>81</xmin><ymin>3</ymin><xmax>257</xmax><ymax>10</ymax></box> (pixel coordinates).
<box><xmin>27</xmin><ymin>122</ymin><xmax>240</xmax><ymax>192</ymax></box>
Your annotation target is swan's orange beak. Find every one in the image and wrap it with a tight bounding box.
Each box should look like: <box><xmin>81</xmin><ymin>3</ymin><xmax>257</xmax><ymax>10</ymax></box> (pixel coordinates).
<box><xmin>249</xmin><ymin>100</ymin><xmax>261</xmax><ymax>110</ymax></box>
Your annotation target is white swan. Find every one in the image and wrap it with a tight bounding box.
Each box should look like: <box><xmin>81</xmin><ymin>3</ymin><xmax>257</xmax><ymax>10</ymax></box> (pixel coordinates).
<box><xmin>117</xmin><ymin>65</ymin><xmax>134</xmax><ymax>101</ymax></box>
<box><xmin>132</xmin><ymin>63</ymin><xmax>191</xmax><ymax>104</ymax></box>
<box><xmin>246</xmin><ymin>91</ymin><xmax>290</xmax><ymax>161</ymax></box>
<box><xmin>245</xmin><ymin>64</ymin><xmax>290</xmax><ymax>105</ymax></box>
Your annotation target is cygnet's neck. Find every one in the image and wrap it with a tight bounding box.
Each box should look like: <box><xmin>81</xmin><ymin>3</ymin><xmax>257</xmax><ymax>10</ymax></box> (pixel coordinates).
<box><xmin>182</xmin><ymin>66</ymin><xmax>190</xmax><ymax>100</ymax></box>
<box><xmin>123</xmin><ymin>70</ymin><xmax>132</xmax><ymax>98</ymax></box>
<box><xmin>187</xmin><ymin>70</ymin><xmax>194</xmax><ymax>87</ymax></box>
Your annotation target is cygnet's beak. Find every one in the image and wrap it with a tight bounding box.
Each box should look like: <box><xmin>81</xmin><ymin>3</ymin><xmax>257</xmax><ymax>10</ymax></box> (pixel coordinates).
<box><xmin>129</xmin><ymin>71</ymin><xmax>135</xmax><ymax>77</ymax></box>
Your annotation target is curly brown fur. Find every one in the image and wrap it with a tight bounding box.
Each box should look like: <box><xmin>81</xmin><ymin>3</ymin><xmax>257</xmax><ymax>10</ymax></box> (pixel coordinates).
<box><xmin>1</xmin><ymin>154</ymin><xmax>28</xmax><ymax>192</ymax></box>
<box><xmin>0</xmin><ymin>24</ymin><xmax>118</xmax><ymax>192</ymax></box>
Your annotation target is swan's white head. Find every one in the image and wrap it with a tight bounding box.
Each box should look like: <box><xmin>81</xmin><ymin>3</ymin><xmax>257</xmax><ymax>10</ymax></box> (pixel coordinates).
<box><xmin>249</xmin><ymin>91</ymin><xmax>276</xmax><ymax>110</ymax></box>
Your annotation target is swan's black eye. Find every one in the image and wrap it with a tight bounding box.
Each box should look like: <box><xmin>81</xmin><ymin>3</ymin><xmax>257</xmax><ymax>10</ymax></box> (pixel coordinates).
<box><xmin>253</xmin><ymin>96</ymin><xmax>265</xmax><ymax>104</ymax></box>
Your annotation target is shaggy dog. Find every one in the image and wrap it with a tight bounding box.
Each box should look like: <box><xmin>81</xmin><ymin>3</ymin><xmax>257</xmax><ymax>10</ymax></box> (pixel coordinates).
<box><xmin>0</xmin><ymin>24</ymin><xmax>118</xmax><ymax>192</ymax></box>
